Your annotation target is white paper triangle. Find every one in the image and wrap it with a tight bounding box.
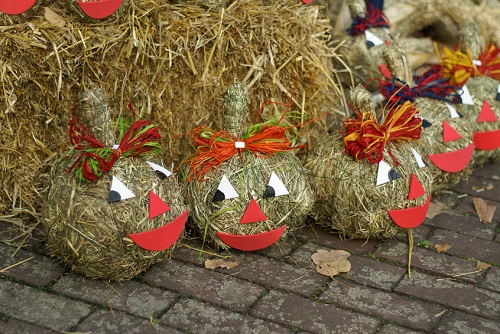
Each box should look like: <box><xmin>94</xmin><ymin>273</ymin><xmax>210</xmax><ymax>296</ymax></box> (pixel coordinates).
<box><xmin>109</xmin><ymin>176</ymin><xmax>135</xmax><ymax>202</ymax></box>
<box><xmin>146</xmin><ymin>161</ymin><xmax>172</xmax><ymax>178</ymax></box>
<box><xmin>445</xmin><ymin>102</ymin><xmax>460</xmax><ymax>119</ymax></box>
<box><xmin>410</xmin><ymin>147</ymin><xmax>426</xmax><ymax>168</ymax></box>
<box><xmin>376</xmin><ymin>160</ymin><xmax>400</xmax><ymax>186</ymax></box>
<box><xmin>365</xmin><ymin>30</ymin><xmax>384</xmax><ymax>47</ymax></box>
<box><xmin>265</xmin><ymin>172</ymin><xmax>289</xmax><ymax>198</ymax></box>
<box><xmin>213</xmin><ymin>175</ymin><xmax>238</xmax><ymax>202</ymax></box>
<box><xmin>460</xmin><ymin>85</ymin><xmax>474</xmax><ymax>105</ymax></box>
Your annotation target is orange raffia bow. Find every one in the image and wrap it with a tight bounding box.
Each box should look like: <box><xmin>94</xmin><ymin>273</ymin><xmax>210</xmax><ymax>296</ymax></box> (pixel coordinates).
<box><xmin>186</xmin><ymin>122</ymin><xmax>303</xmax><ymax>181</ymax></box>
<box><xmin>343</xmin><ymin>100</ymin><xmax>422</xmax><ymax>164</ymax></box>
<box><xmin>441</xmin><ymin>44</ymin><xmax>500</xmax><ymax>86</ymax></box>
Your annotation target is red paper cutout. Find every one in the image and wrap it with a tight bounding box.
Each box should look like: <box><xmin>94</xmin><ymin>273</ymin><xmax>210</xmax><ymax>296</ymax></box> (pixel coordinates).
<box><xmin>77</xmin><ymin>0</ymin><xmax>123</xmax><ymax>19</ymax></box>
<box><xmin>0</xmin><ymin>0</ymin><xmax>36</xmax><ymax>15</ymax></box>
<box><xmin>217</xmin><ymin>225</ymin><xmax>287</xmax><ymax>251</ymax></box>
<box><xmin>473</xmin><ymin>130</ymin><xmax>500</xmax><ymax>150</ymax></box>
<box><xmin>477</xmin><ymin>100</ymin><xmax>498</xmax><ymax>123</ymax></box>
<box><xmin>129</xmin><ymin>210</ymin><xmax>188</xmax><ymax>251</ymax></box>
<box><xmin>407</xmin><ymin>174</ymin><xmax>426</xmax><ymax>200</ymax></box>
<box><xmin>428</xmin><ymin>143</ymin><xmax>474</xmax><ymax>172</ymax></box>
<box><xmin>302</xmin><ymin>0</ymin><xmax>313</xmax><ymax>4</ymax></box>
<box><xmin>149</xmin><ymin>190</ymin><xmax>170</xmax><ymax>219</ymax></box>
<box><xmin>240</xmin><ymin>198</ymin><xmax>267</xmax><ymax>224</ymax></box>
<box><xmin>442</xmin><ymin>120</ymin><xmax>462</xmax><ymax>143</ymax></box>
<box><xmin>388</xmin><ymin>195</ymin><xmax>431</xmax><ymax>228</ymax></box>
<box><xmin>378</xmin><ymin>64</ymin><xmax>392</xmax><ymax>79</ymax></box>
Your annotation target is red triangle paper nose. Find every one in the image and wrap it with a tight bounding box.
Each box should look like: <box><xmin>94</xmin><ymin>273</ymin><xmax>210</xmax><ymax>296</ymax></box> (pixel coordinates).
<box><xmin>149</xmin><ymin>190</ymin><xmax>170</xmax><ymax>219</ymax></box>
<box><xmin>240</xmin><ymin>198</ymin><xmax>267</xmax><ymax>224</ymax></box>
<box><xmin>442</xmin><ymin>120</ymin><xmax>462</xmax><ymax>143</ymax></box>
<box><xmin>477</xmin><ymin>100</ymin><xmax>498</xmax><ymax>123</ymax></box>
<box><xmin>407</xmin><ymin>174</ymin><xmax>426</xmax><ymax>200</ymax></box>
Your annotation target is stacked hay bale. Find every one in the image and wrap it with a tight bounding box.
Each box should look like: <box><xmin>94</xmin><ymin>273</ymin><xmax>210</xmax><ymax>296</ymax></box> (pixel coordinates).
<box><xmin>0</xmin><ymin>0</ymin><xmax>343</xmax><ymax>217</ymax></box>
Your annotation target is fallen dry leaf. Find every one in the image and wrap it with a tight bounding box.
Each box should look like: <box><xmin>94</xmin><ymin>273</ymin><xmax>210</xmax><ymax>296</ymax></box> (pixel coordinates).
<box><xmin>472</xmin><ymin>184</ymin><xmax>494</xmax><ymax>192</ymax></box>
<box><xmin>473</xmin><ymin>197</ymin><xmax>496</xmax><ymax>223</ymax></box>
<box><xmin>476</xmin><ymin>261</ymin><xmax>492</xmax><ymax>270</ymax></box>
<box><xmin>311</xmin><ymin>249</ymin><xmax>351</xmax><ymax>278</ymax></box>
<box><xmin>44</xmin><ymin>8</ymin><xmax>65</xmax><ymax>27</ymax></box>
<box><xmin>204</xmin><ymin>259</ymin><xmax>239</xmax><ymax>270</ymax></box>
<box><xmin>434</xmin><ymin>243</ymin><xmax>450</xmax><ymax>253</ymax></box>
<box><xmin>426</xmin><ymin>201</ymin><xmax>446</xmax><ymax>219</ymax></box>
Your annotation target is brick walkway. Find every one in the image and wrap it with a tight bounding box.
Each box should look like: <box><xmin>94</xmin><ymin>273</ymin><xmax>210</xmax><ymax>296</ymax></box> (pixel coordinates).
<box><xmin>1</xmin><ymin>162</ymin><xmax>499</xmax><ymax>333</ymax></box>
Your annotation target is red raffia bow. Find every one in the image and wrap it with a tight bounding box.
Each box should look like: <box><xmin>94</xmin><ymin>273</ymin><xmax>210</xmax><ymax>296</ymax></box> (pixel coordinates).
<box><xmin>441</xmin><ymin>44</ymin><xmax>500</xmax><ymax>86</ymax></box>
<box><xmin>68</xmin><ymin>105</ymin><xmax>162</xmax><ymax>182</ymax></box>
<box><xmin>347</xmin><ymin>2</ymin><xmax>389</xmax><ymax>36</ymax></box>
<box><xmin>343</xmin><ymin>101</ymin><xmax>422</xmax><ymax>164</ymax></box>
<box><xmin>185</xmin><ymin>122</ymin><xmax>304</xmax><ymax>181</ymax></box>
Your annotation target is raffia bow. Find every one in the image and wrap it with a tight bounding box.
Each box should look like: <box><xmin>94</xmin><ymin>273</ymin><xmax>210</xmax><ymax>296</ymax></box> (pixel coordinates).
<box><xmin>344</xmin><ymin>101</ymin><xmax>422</xmax><ymax>164</ymax></box>
<box><xmin>68</xmin><ymin>105</ymin><xmax>162</xmax><ymax>182</ymax></box>
<box><xmin>347</xmin><ymin>1</ymin><xmax>389</xmax><ymax>36</ymax></box>
<box><xmin>441</xmin><ymin>44</ymin><xmax>500</xmax><ymax>86</ymax></box>
<box><xmin>378</xmin><ymin>65</ymin><xmax>459</xmax><ymax>104</ymax></box>
<box><xmin>185</xmin><ymin>120</ymin><xmax>304</xmax><ymax>181</ymax></box>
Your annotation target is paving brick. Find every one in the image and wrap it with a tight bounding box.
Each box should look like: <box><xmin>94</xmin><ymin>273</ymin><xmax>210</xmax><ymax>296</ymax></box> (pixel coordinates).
<box><xmin>376</xmin><ymin>323</ymin><xmax>425</xmax><ymax>334</ymax></box>
<box><xmin>455</xmin><ymin>195</ymin><xmax>500</xmax><ymax>223</ymax></box>
<box><xmin>319</xmin><ymin>278</ymin><xmax>444</xmax><ymax>331</ymax></box>
<box><xmin>161</xmin><ymin>297</ymin><xmax>292</xmax><ymax>333</ymax></box>
<box><xmin>395</xmin><ymin>225</ymin><xmax>431</xmax><ymax>245</ymax></box>
<box><xmin>394</xmin><ymin>271</ymin><xmax>500</xmax><ymax>320</ymax></box>
<box><xmin>430</xmin><ymin>191</ymin><xmax>464</xmax><ymax>209</ymax></box>
<box><xmin>436</xmin><ymin>310</ymin><xmax>500</xmax><ymax>334</ymax></box>
<box><xmin>250</xmin><ymin>289</ymin><xmax>380</xmax><ymax>334</ymax></box>
<box><xmin>483</xmin><ymin>265</ymin><xmax>500</xmax><ymax>293</ymax></box>
<box><xmin>375</xmin><ymin>240</ymin><xmax>484</xmax><ymax>283</ymax></box>
<box><xmin>451</xmin><ymin>177</ymin><xmax>500</xmax><ymax>203</ymax></box>
<box><xmin>0</xmin><ymin>243</ymin><xmax>65</xmax><ymax>286</ymax></box>
<box><xmin>75</xmin><ymin>309</ymin><xmax>181</xmax><ymax>333</ymax></box>
<box><xmin>51</xmin><ymin>273</ymin><xmax>178</xmax><ymax>318</ymax></box>
<box><xmin>469</xmin><ymin>163</ymin><xmax>500</xmax><ymax>181</ymax></box>
<box><xmin>144</xmin><ymin>259</ymin><xmax>264</xmax><ymax>311</ymax></box>
<box><xmin>0</xmin><ymin>279</ymin><xmax>92</xmax><ymax>331</ymax></box>
<box><xmin>424</xmin><ymin>211</ymin><xmax>497</xmax><ymax>240</ymax></box>
<box><xmin>215</xmin><ymin>252</ymin><xmax>330</xmax><ymax>297</ymax></box>
<box><xmin>297</xmin><ymin>226</ymin><xmax>377</xmax><ymax>255</ymax></box>
<box><xmin>289</xmin><ymin>243</ymin><xmax>406</xmax><ymax>291</ymax></box>
<box><xmin>429</xmin><ymin>229</ymin><xmax>500</xmax><ymax>265</ymax></box>
<box><xmin>255</xmin><ymin>237</ymin><xmax>297</xmax><ymax>260</ymax></box>
<box><xmin>0</xmin><ymin>220</ymin><xmax>46</xmax><ymax>252</ymax></box>
<box><xmin>0</xmin><ymin>318</ymin><xmax>59</xmax><ymax>334</ymax></box>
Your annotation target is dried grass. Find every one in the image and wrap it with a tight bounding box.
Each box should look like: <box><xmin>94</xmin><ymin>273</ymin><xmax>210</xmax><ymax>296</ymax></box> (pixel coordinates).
<box><xmin>0</xmin><ymin>0</ymin><xmax>345</xmax><ymax>218</ymax></box>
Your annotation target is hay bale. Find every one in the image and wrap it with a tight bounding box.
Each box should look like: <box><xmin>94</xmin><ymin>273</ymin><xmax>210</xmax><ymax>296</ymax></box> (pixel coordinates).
<box><xmin>0</xmin><ymin>0</ymin><xmax>344</xmax><ymax>217</ymax></box>
<box><xmin>42</xmin><ymin>88</ymin><xmax>188</xmax><ymax>281</ymax></box>
<box><xmin>306</xmin><ymin>85</ymin><xmax>432</xmax><ymax>239</ymax></box>
<box><xmin>182</xmin><ymin>83</ymin><xmax>314</xmax><ymax>250</ymax></box>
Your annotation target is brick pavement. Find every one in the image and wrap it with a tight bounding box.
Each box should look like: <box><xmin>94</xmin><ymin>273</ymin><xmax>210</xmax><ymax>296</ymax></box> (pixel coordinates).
<box><xmin>1</xmin><ymin>162</ymin><xmax>499</xmax><ymax>333</ymax></box>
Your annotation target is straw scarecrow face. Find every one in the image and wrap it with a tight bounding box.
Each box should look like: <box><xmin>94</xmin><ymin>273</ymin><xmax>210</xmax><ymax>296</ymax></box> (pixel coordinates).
<box><xmin>472</xmin><ymin>100</ymin><xmax>500</xmax><ymax>150</ymax></box>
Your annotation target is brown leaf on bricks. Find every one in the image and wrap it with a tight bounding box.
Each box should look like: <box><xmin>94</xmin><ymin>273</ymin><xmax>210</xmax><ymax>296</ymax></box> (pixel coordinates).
<box><xmin>426</xmin><ymin>201</ymin><xmax>446</xmax><ymax>219</ymax></box>
<box><xmin>473</xmin><ymin>197</ymin><xmax>496</xmax><ymax>223</ymax></box>
<box><xmin>476</xmin><ymin>261</ymin><xmax>492</xmax><ymax>270</ymax></box>
<box><xmin>311</xmin><ymin>249</ymin><xmax>351</xmax><ymax>278</ymax></box>
<box><xmin>434</xmin><ymin>243</ymin><xmax>450</xmax><ymax>253</ymax></box>
<box><xmin>204</xmin><ymin>259</ymin><xmax>239</xmax><ymax>270</ymax></box>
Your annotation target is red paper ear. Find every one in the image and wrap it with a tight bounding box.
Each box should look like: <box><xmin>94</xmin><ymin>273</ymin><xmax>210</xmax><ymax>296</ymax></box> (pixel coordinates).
<box><xmin>0</xmin><ymin>0</ymin><xmax>36</xmax><ymax>15</ymax></box>
<box><xmin>77</xmin><ymin>0</ymin><xmax>124</xmax><ymax>19</ymax></box>
<box><xmin>240</xmin><ymin>198</ymin><xmax>267</xmax><ymax>224</ymax></box>
<box><xmin>442</xmin><ymin>120</ymin><xmax>462</xmax><ymax>143</ymax></box>
<box><xmin>149</xmin><ymin>191</ymin><xmax>170</xmax><ymax>219</ymax></box>
<box><xmin>477</xmin><ymin>100</ymin><xmax>498</xmax><ymax>123</ymax></box>
<box><xmin>407</xmin><ymin>174</ymin><xmax>426</xmax><ymax>200</ymax></box>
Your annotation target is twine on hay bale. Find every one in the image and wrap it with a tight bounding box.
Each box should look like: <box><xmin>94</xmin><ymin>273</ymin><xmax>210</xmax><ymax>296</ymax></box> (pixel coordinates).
<box><xmin>42</xmin><ymin>87</ymin><xmax>187</xmax><ymax>281</ymax></box>
<box><xmin>378</xmin><ymin>46</ymin><xmax>475</xmax><ymax>193</ymax></box>
<box><xmin>0</xmin><ymin>0</ymin><xmax>344</xmax><ymax>218</ymax></box>
<box><xmin>182</xmin><ymin>82</ymin><xmax>314</xmax><ymax>250</ymax></box>
<box><xmin>306</xmin><ymin>85</ymin><xmax>432</xmax><ymax>240</ymax></box>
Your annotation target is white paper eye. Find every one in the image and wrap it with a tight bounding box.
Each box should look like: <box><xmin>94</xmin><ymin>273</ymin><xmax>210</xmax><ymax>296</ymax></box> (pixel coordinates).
<box><xmin>410</xmin><ymin>148</ymin><xmax>426</xmax><ymax>168</ymax></box>
<box><xmin>147</xmin><ymin>161</ymin><xmax>172</xmax><ymax>179</ymax></box>
<box><xmin>108</xmin><ymin>176</ymin><xmax>135</xmax><ymax>203</ymax></box>
<box><xmin>263</xmin><ymin>172</ymin><xmax>289</xmax><ymax>198</ymax></box>
<box><xmin>376</xmin><ymin>160</ymin><xmax>400</xmax><ymax>186</ymax></box>
<box><xmin>213</xmin><ymin>175</ymin><xmax>239</xmax><ymax>202</ymax></box>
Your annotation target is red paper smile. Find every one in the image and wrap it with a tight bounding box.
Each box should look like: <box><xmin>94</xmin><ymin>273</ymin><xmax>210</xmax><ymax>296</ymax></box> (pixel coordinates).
<box><xmin>473</xmin><ymin>130</ymin><xmax>500</xmax><ymax>150</ymax></box>
<box><xmin>388</xmin><ymin>195</ymin><xmax>431</xmax><ymax>229</ymax></box>
<box><xmin>217</xmin><ymin>225</ymin><xmax>287</xmax><ymax>251</ymax></box>
<box><xmin>128</xmin><ymin>210</ymin><xmax>188</xmax><ymax>251</ymax></box>
<box><xmin>0</xmin><ymin>0</ymin><xmax>36</xmax><ymax>15</ymax></box>
<box><xmin>77</xmin><ymin>0</ymin><xmax>124</xmax><ymax>19</ymax></box>
<box><xmin>427</xmin><ymin>143</ymin><xmax>474</xmax><ymax>173</ymax></box>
